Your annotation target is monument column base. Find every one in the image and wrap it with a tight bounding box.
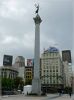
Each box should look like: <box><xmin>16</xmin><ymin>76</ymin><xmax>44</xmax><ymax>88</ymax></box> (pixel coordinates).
<box><xmin>32</xmin><ymin>78</ymin><xmax>41</xmax><ymax>95</ymax></box>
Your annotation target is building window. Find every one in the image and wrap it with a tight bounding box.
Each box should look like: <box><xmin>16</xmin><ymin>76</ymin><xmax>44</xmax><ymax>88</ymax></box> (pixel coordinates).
<box><xmin>50</xmin><ymin>53</ymin><xmax>51</xmax><ymax>56</ymax></box>
<box><xmin>53</xmin><ymin>70</ymin><xmax>55</xmax><ymax>72</ymax></box>
<box><xmin>1</xmin><ymin>72</ymin><xmax>3</xmax><ymax>77</ymax></box>
<box><xmin>47</xmin><ymin>81</ymin><xmax>48</xmax><ymax>84</ymax></box>
<box><xmin>47</xmin><ymin>70</ymin><xmax>48</xmax><ymax>72</ymax></box>
<box><xmin>56</xmin><ymin>69</ymin><xmax>58</xmax><ymax>72</ymax></box>
<box><xmin>9</xmin><ymin>74</ymin><xmax>11</xmax><ymax>78</ymax></box>
<box><xmin>26</xmin><ymin>76</ymin><xmax>27</xmax><ymax>78</ymax></box>
<box><xmin>53</xmin><ymin>73</ymin><xmax>55</xmax><ymax>76</ymax></box>
<box><xmin>44</xmin><ymin>70</ymin><xmax>45</xmax><ymax>72</ymax></box>
<box><xmin>53</xmin><ymin>80</ymin><xmax>55</xmax><ymax>84</ymax></box>
<box><xmin>50</xmin><ymin>70</ymin><xmax>52</xmax><ymax>72</ymax></box>
<box><xmin>53</xmin><ymin>66</ymin><xmax>55</xmax><ymax>69</ymax></box>
<box><xmin>56</xmin><ymin>66</ymin><xmax>58</xmax><ymax>68</ymax></box>
<box><xmin>4</xmin><ymin>72</ymin><xmax>7</xmax><ymax>78</ymax></box>
<box><xmin>53</xmin><ymin>53</ymin><xmax>54</xmax><ymax>56</ymax></box>
<box><xmin>50</xmin><ymin>79</ymin><xmax>52</xmax><ymax>84</ymax></box>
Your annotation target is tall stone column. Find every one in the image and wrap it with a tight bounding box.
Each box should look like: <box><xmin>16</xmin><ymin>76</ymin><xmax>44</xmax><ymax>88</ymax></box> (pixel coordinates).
<box><xmin>32</xmin><ymin>14</ymin><xmax>42</xmax><ymax>95</ymax></box>
<box><xmin>72</xmin><ymin>77</ymin><xmax>74</xmax><ymax>94</ymax></box>
<box><xmin>0</xmin><ymin>68</ymin><xmax>1</xmax><ymax>100</ymax></box>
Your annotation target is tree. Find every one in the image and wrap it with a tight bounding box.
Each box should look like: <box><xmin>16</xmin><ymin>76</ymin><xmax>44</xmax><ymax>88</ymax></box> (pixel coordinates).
<box><xmin>1</xmin><ymin>76</ymin><xmax>25</xmax><ymax>92</ymax></box>
<box><xmin>2</xmin><ymin>78</ymin><xmax>14</xmax><ymax>91</ymax></box>
<box><xmin>13</xmin><ymin>77</ymin><xmax>25</xmax><ymax>91</ymax></box>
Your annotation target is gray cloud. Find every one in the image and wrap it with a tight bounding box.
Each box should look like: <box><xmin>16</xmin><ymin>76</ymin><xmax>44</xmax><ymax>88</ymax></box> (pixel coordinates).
<box><xmin>0</xmin><ymin>0</ymin><xmax>73</xmax><ymax>70</ymax></box>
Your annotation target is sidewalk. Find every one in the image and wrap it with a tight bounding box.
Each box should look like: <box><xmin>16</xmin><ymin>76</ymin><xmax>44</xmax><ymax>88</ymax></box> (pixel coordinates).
<box><xmin>51</xmin><ymin>94</ymin><xmax>74</xmax><ymax>100</ymax></box>
<box><xmin>1</xmin><ymin>94</ymin><xmax>74</xmax><ymax>100</ymax></box>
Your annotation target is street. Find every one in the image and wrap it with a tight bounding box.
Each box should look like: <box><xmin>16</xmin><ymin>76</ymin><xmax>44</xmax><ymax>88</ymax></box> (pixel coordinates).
<box><xmin>1</xmin><ymin>94</ymin><xmax>74</xmax><ymax>100</ymax></box>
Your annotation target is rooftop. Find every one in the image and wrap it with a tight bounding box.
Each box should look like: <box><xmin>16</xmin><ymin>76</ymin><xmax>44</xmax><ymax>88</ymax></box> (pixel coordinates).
<box><xmin>15</xmin><ymin>56</ymin><xmax>25</xmax><ymax>63</ymax></box>
<box><xmin>44</xmin><ymin>47</ymin><xmax>59</xmax><ymax>53</ymax></box>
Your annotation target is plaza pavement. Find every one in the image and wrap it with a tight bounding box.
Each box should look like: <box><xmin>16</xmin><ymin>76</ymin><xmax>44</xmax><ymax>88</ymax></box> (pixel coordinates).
<box><xmin>1</xmin><ymin>94</ymin><xmax>74</xmax><ymax>100</ymax></box>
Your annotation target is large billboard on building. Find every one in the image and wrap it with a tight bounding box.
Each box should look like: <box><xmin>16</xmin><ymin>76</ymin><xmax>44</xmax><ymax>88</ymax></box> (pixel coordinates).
<box><xmin>62</xmin><ymin>50</ymin><xmax>71</xmax><ymax>63</ymax></box>
<box><xmin>3</xmin><ymin>55</ymin><xmax>13</xmax><ymax>66</ymax></box>
<box><xmin>27</xmin><ymin>59</ymin><xmax>34</xmax><ymax>66</ymax></box>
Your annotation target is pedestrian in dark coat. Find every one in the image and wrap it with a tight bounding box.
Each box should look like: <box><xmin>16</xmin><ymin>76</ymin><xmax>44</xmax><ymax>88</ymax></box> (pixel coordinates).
<box><xmin>69</xmin><ymin>92</ymin><xmax>72</xmax><ymax>98</ymax></box>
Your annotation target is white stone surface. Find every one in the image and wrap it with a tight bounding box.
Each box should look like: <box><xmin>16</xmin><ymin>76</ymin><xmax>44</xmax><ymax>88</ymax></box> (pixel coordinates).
<box><xmin>32</xmin><ymin>14</ymin><xmax>42</xmax><ymax>95</ymax></box>
<box><xmin>32</xmin><ymin>78</ymin><xmax>41</xmax><ymax>94</ymax></box>
<box><xmin>72</xmin><ymin>76</ymin><xmax>74</xmax><ymax>94</ymax></box>
<box><xmin>34</xmin><ymin>23</ymin><xmax>40</xmax><ymax>78</ymax></box>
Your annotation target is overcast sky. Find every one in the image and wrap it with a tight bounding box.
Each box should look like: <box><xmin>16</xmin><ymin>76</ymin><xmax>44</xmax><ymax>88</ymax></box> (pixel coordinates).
<box><xmin>0</xmin><ymin>0</ymin><xmax>73</xmax><ymax>70</ymax></box>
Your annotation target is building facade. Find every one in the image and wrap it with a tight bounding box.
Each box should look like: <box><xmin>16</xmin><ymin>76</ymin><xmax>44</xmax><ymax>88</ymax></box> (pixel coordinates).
<box><xmin>41</xmin><ymin>47</ymin><xmax>64</xmax><ymax>92</ymax></box>
<box><xmin>14</xmin><ymin>56</ymin><xmax>25</xmax><ymax>68</ymax></box>
<box><xmin>18</xmin><ymin>67</ymin><xmax>25</xmax><ymax>82</ymax></box>
<box><xmin>0</xmin><ymin>66</ymin><xmax>18</xmax><ymax>79</ymax></box>
<box><xmin>63</xmin><ymin>61</ymin><xmax>72</xmax><ymax>87</ymax></box>
<box><xmin>14</xmin><ymin>56</ymin><xmax>25</xmax><ymax>82</ymax></box>
<box><xmin>25</xmin><ymin>66</ymin><xmax>33</xmax><ymax>85</ymax></box>
<box><xmin>62</xmin><ymin>50</ymin><xmax>71</xmax><ymax>63</ymax></box>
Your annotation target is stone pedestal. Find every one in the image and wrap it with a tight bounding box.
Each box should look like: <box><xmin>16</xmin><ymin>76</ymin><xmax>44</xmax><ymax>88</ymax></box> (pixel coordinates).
<box><xmin>32</xmin><ymin>14</ymin><xmax>42</xmax><ymax>95</ymax></box>
<box><xmin>32</xmin><ymin>78</ymin><xmax>41</xmax><ymax>95</ymax></box>
<box><xmin>0</xmin><ymin>69</ymin><xmax>1</xmax><ymax>100</ymax></box>
<box><xmin>72</xmin><ymin>77</ymin><xmax>74</xmax><ymax>94</ymax></box>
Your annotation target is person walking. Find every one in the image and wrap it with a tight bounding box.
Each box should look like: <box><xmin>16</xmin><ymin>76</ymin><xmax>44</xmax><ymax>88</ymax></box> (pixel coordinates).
<box><xmin>69</xmin><ymin>91</ymin><xmax>72</xmax><ymax>98</ymax></box>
